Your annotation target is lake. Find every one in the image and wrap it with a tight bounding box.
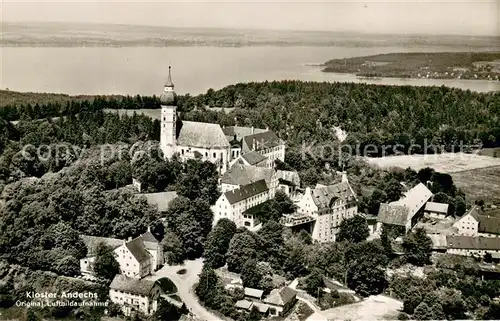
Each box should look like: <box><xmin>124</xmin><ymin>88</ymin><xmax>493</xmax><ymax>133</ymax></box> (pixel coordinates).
<box><xmin>1</xmin><ymin>46</ymin><xmax>499</xmax><ymax>95</ymax></box>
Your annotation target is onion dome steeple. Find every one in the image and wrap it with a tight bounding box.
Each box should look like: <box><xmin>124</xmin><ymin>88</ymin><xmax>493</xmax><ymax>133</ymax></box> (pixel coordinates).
<box><xmin>160</xmin><ymin>66</ymin><xmax>177</xmax><ymax>105</ymax></box>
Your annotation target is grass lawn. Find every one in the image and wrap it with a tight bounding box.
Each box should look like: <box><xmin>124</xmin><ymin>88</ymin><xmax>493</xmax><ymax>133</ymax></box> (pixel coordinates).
<box><xmin>451</xmin><ymin>166</ymin><xmax>500</xmax><ymax>205</ymax></box>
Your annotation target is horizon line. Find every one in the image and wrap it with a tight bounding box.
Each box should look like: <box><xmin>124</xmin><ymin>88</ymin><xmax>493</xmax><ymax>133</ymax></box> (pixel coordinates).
<box><xmin>3</xmin><ymin>20</ymin><xmax>498</xmax><ymax>38</ymax></box>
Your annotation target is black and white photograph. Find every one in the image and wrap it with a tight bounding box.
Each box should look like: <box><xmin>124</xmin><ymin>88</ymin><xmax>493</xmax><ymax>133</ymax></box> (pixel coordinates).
<box><xmin>0</xmin><ymin>1</ymin><xmax>499</xmax><ymax>320</ymax></box>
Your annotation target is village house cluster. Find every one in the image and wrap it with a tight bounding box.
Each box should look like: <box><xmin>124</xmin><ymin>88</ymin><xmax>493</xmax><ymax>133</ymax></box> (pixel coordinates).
<box><xmin>76</xmin><ymin>68</ymin><xmax>500</xmax><ymax>320</ymax></box>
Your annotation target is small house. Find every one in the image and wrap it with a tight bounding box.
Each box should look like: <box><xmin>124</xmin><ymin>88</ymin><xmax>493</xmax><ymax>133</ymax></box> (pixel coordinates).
<box><xmin>424</xmin><ymin>202</ymin><xmax>449</xmax><ymax>219</ymax></box>
<box><xmin>263</xmin><ymin>287</ymin><xmax>297</xmax><ymax>316</ymax></box>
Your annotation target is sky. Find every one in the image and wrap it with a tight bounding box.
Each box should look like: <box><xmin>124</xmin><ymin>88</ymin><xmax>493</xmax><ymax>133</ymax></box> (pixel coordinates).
<box><xmin>1</xmin><ymin>0</ymin><xmax>499</xmax><ymax>36</ymax></box>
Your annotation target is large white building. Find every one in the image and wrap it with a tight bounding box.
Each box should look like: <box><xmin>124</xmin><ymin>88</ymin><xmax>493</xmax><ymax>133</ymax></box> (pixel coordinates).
<box><xmin>453</xmin><ymin>206</ymin><xmax>500</xmax><ymax>238</ymax></box>
<box><xmin>212</xmin><ymin>179</ymin><xmax>270</xmax><ymax>229</ymax></box>
<box><xmin>159</xmin><ymin>68</ymin><xmax>285</xmax><ymax>174</ymax></box>
<box><xmin>80</xmin><ymin>229</ymin><xmax>162</xmax><ymax>279</ymax></box>
<box><xmin>293</xmin><ymin>175</ymin><xmax>358</xmax><ymax>243</ymax></box>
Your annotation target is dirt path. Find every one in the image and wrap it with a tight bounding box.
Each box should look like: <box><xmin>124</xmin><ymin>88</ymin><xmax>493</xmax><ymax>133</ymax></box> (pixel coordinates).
<box><xmin>147</xmin><ymin>258</ymin><xmax>222</xmax><ymax>321</ymax></box>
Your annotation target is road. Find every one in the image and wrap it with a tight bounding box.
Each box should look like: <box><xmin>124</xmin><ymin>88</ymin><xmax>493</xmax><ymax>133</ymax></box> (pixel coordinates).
<box><xmin>147</xmin><ymin>258</ymin><xmax>222</xmax><ymax>321</ymax></box>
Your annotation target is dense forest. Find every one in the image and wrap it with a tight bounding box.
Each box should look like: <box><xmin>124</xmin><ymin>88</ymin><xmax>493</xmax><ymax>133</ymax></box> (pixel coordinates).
<box><xmin>2</xmin><ymin>81</ymin><xmax>499</xmax><ymax>157</ymax></box>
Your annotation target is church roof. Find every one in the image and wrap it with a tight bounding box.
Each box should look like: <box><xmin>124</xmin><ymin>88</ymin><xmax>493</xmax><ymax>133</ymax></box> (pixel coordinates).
<box><xmin>177</xmin><ymin>121</ymin><xmax>230</xmax><ymax>148</ymax></box>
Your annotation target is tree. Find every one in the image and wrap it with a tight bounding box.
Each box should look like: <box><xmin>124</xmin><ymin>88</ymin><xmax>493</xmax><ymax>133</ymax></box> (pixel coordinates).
<box><xmin>177</xmin><ymin>159</ymin><xmax>220</xmax><ymax>205</ymax></box>
<box><xmin>25</xmin><ymin>309</ymin><xmax>41</xmax><ymax>321</ymax></box>
<box><xmin>402</xmin><ymin>228</ymin><xmax>432</xmax><ymax>266</ymax></box>
<box><xmin>337</xmin><ymin>215</ymin><xmax>369</xmax><ymax>243</ymax></box>
<box><xmin>263</xmin><ymin>190</ymin><xmax>296</xmax><ymax>222</ymax></box>
<box><xmin>165</xmin><ymin>197</ymin><xmax>213</xmax><ymax>259</ymax></box>
<box><xmin>433</xmin><ymin>192</ymin><xmax>449</xmax><ymax>204</ymax></box>
<box><xmin>347</xmin><ymin>260</ymin><xmax>388</xmax><ymax>296</ymax></box>
<box><xmin>403</xmin><ymin>286</ymin><xmax>424</xmax><ymax>314</ymax></box>
<box><xmin>345</xmin><ymin>241</ymin><xmax>388</xmax><ymax>296</ymax></box>
<box><xmin>435</xmin><ymin>287</ymin><xmax>467</xmax><ymax>320</ymax></box>
<box><xmin>195</xmin><ymin>266</ymin><xmax>227</xmax><ymax>311</ymax></box>
<box><xmin>93</xmin><ymin>242</ymin><xmax>120</xmax><ymax>280</ymax></box>
<box><xmin>383</xmin><ymin>179</ymin><xmax>403</xmax><ymax>203</ymax></box>
<box><xmin>226</xmin><ymin>231</ymin><xmax>258</xmax><ymax>273</ymax></box>
<box><xmin>303</xmin><ymin>269</ymin><xmax>324</xmax><ymax>297</ymax></box>
<box><xmin>257</xmin><ymin>221</ymin><xmax>284</xmax><ymax>268</ymax></box>
<box><xmin>430</xmin><ymin>303</ymin><xmax>446</xmax><ymax>320</ymax></box>
<box><xmin>417</xmin><ymin>167</ymin><xmax>435</xmax><ymax>184</ymax></box>
<box><xmin>151</xmin><ymin>298</ymin><xmax>187</xmax><ymax>321</ymax></box>
<box><xmin>204</xmin><ymin>219</ymin><xmax>237</xmax><ymax>269</ymax></box>
<box><xmin>55</xmin><ymin>255</ymin><xmax>80</xmax><ymax>276</ymax></box>
<box><xmin>246</xmin><ymin>306</ymin><xmax>262</xmax><ymax>321</ymax></box>
<box><xmin>241</xmin><ymin>259</ymin><xmax>262</xmax><ymax>289</ymax></box>
<box><xmin>454</xmin><ymin>197</ymin><xmax>467</xmax><ymax>216</ymax></box>
<box><xmin>413</xmin><ymin>302</ymin><xmax>433</xmax><ymax>320</ymax></box>
<box><xmin>161</xmin><ymin>229</ymin><xmax>185</xmax><ymax>265</ymax></box>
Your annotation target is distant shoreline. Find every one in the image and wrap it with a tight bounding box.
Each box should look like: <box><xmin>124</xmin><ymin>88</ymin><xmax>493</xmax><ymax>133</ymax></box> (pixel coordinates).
<box><xmin>322</xmin><ymin>52</ymin><xmax>500</xmax><ymax>81</ymax></box>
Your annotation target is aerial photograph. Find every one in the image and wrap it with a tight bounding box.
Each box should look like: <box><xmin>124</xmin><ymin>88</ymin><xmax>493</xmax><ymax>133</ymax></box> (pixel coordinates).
<box><xmin>0</xmin><ymin>0</ymin><xmax>499</xmax><ymax>320</ymax></box>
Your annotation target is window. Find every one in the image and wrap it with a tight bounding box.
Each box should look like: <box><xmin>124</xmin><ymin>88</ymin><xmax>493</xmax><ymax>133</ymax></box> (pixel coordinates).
<box><xmin>213</xmin><ymin>152</ymin><xmax>216</xmax><ymax>158</ymax></box>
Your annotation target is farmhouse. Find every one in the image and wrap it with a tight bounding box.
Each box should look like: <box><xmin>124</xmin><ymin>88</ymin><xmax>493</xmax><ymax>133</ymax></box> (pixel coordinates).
<box><xmin>377</xmin><ymin>183</ymin><xmax>433</xmax><ymax>233</ymax></box>
<box><xmin>109</xmin><ymin>275</ymin><xmax>161</xmax><ymax>316</ymax></box>
<box><xmin>80</xmin><ymin>235</ymin><xmax>123</xmax><ymax>277</ymax></box>
<box><xmin>446</xmin><ymin>235</ymin><xmax>500</xmax><ymax>258</ymax></box>
<box><xmin>454</xmin><ymin>206</ymin><xmax>500</xmax><ymax>238</ymax></box>
<box><xmin>263</xmin><ymin>287</ymin><xmax>298</xmax><ymax>316</ymax></box>
<box><xmin>424</xmin><ymin>201</ymin><xmax>449</xmax><ymax>219</ymax></box>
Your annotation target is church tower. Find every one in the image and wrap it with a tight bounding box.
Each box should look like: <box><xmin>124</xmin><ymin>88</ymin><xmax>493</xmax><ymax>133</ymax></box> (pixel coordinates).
<box><xmin>160</xmin><ymin>66</ymin><xmax>177</xmax><ymax>159</ymax></box>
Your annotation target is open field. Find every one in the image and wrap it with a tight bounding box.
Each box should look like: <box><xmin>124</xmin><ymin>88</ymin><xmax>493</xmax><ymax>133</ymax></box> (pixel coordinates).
<box><xmin>364</xmin><ymin>152</ymin><xmax>500</xmax><ymax>174</ymax></box>
<box><xmin>306</xmin><ymin>295</ymin><xmax>402</xmax><ymax>321</ymax></box>
<box><xmin>451</xmin><ymin>166</ymin><xmax>500</xmax><ymax>204</ymax></box>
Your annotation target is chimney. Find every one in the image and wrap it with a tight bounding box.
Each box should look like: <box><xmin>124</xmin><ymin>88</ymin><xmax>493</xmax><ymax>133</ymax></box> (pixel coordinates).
<box><xmin>252</xmin><ymin>138</ymin><xmax>256</xmax><ymax>150</ymax></box>
<box><xmin>251</xmin><ymin>126</ymin><xmax>254</xmax><ymax>134</ymax></box>
<box><xmin>147</xmin><ymin>226</ymin><xmax>151</xmax><ymax>233</ymax></box>
<box><xmin>128</xmin><ymin>236</ymin><xmax>132</xmax><ymax>242</ymax></box>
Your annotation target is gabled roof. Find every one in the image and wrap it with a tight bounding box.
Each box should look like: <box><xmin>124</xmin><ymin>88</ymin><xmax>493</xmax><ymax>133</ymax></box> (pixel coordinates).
<box><xmin>477</xmin><ymin>215</ymin><xmax>500</xmax><ymax>235</ymax></box>
<box><xmin>425</xmin><ymin>202</ymin><xmax>449</xmax><ymax>214</ymax></box>
<box><xmin>221</xmin><ymin>163</ymin><xmax>274</xmax><ymax>187</ymax></box>
<box><xmin>80</xmin><ymin>235</ymin><xmax>123</xmax><ymax>257</ymax></box>
<box><xmin>242</xmin><ymin>131</ymin><xmax>283</xmax><ymax>153</ymax></box>
<box><xmin>235</xmin><ymin>300</ymin><xmax>253</xmax><ymax>310</ymax></box>
<box><xmin>110</xmin><ymin>275</ymin><xmax>157</xmax><ymax>297</ymax></box>
<box><xmin>377</xmin><ymin>203</ymin><xmax>410</xmax><ymax>226</ymax></box>
<box><xmin>141</xmin><ymin>230</ymin><xmax>159</xmax><ymax>243</ymax></box>
<box><xmin>140</xmin><ymin>191</ymin><xmax>178</xmax><ymax>212</ymax></box>
<box><xmin>263</xmin><ymin>287</ymin><xmax>297</xmax><ymax>306</ymax></box>
<box><xmin>177</xmin><ymin>121</ymin><xmax>230</xmax><ymax>148</ymax></box>
<box><xmin>310</xmin><ymin>182</ymin><xmax>355</xmax><ymax>210</ymax></box>
<box><xmin>126</xmin><ymin>237</ymin><xmax>151</xmax><ymax>263</ymax></box>
<box><xmin>392</xmin><ymin>183</ymin><xmax>433</xmax><ymax>217</ymax></box>
<box><xmin>225</xmin><ymin>180</ymin><xmax>268</xmax><ymax>205</ymax></box>
<box><xmin>446</xmin><ymin>235</ymin><xmax>500</xmax><ymax>250</ymax></box>
<box><xmin>222</xmin><ymin>126</ymin><xmax>268</xmax><ymax>140</ymax></box>
<box><xmin>241</xmin><ymin>151</ymin><xmax>267</xmax><ymax>165</ymax></box>
<box><xmin>244</xmin><ymin>287</ymin><xmax>264</xmax><ymax>299</ymax></box>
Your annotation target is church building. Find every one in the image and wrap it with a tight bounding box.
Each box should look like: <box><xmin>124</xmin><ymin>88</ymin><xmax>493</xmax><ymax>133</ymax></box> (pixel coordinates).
<box><xmin>160</xmin><ymin>67</ymin><xmax>231</xmax><ymax>173</ymax></box>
